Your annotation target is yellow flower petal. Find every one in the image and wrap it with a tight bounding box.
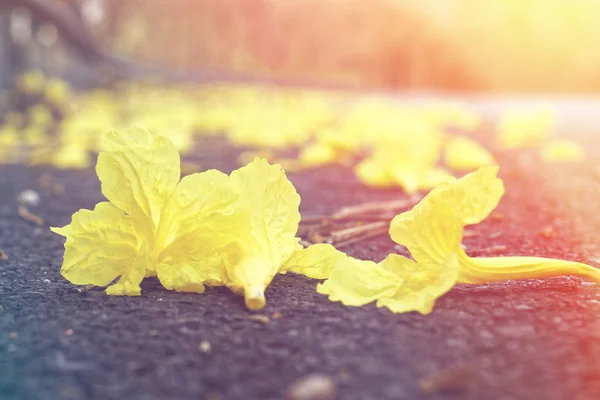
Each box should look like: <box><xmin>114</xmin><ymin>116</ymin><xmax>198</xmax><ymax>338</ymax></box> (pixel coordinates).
<box><xmin>96</xmin><ymin>127</ymin><xmax>180</xmax><ymax>230</ymax></box>
<box><xmin>377</xmin><ymin>253</ymin><xmax>460</xmax><ymax>315</ymax></box>
<box><xmin>155</xmin><ymin>250</ymin><xmax>222</xmax><ymax>293</ymax></box>
<box><xmin>51</xmin><ymin>202</ymin><xmax>143</xmax><ymax>295</ymax></box>
<box><xmin>280</xmin><ymin>243</ymin><xmax>346</xmax><ymax>279</ymax></box>
<box><xmin>105</xmin><ymin>260</ymin><xmax>147</xmax><ymax>296</ymax></box>
<box><xmin>155</xmin><ymin>170</ymin><xmax>250</xmax><ymax>291</ymax></box>
<box><xmin>389</xmin><ymin>202</ymin><xmax>464</xmax><ymax>265</ymax></box>
<box><xmin>224</xmin><ymin>158</ymin><xmax>301</xmax><ymax>310</ymax></box>
<box><xmin>444</xmin><ymin>136</ymin><xmax>495</xmax><ymax>171</ymax></box>
<box><xmin>317</xmin><ymin>257</ymin><xmax>401</xmax><ymax>306</ymax></box>
<box><xmin>392</xmin><ymin>166</ymin><xmax>503</xmax><ymax>246</ymax></box>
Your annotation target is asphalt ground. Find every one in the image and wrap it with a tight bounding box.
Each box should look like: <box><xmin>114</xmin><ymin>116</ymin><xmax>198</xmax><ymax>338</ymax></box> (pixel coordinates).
<box><xmin>2</xmin><ymin>130</ymin><xmax>600</xmax><ymax>400</ymax></box>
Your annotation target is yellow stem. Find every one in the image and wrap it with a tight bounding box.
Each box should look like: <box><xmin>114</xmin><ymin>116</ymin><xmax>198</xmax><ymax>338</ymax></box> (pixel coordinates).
<box><xmin>244</xmin><ymin>286</ymin><xmax>266</xmax><ymax>311</ymax></box>
<box><xmin>457</xmin><ymin>252</ymin><xmax>600</xmax><ymax>285</ymax></box>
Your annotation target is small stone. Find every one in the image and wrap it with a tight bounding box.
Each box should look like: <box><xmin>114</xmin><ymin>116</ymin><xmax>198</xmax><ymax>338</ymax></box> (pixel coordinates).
<box><xmin>286</xmin><ymin>374</ymin><xmax>336</xmax><ymax>400</ymax></box>
<box><xmin>9</xmin><ymin>331</ymin><xmax>17</xmax><ymax>339</ymax></box>
<box><xmin>199</xmin><ymin>340</ymin><xmax>211</xmax><ymax>353</ymax></box>
<box><xmin>149</xmin><ymin>329</ymin><xmax>159</xmax><ymax>337</ymax></box>
<box><xmin>0</xmin><ymin>249</ymin><xmax>7</xmax><ymax>261</ymax></box>
<box><xmin>17</xmin><ymin>190</ymin><xmax>40</xmax><ymax>207</ymax></box>
<box><xmin>272</xmin><ymin>311</ymin><xmax>282</xmax><ymax>319</ymax></box>
<box><xmin>64</xmin><ymin>329</ymin><xmax>74</xmax><ymax>337</ymax></box>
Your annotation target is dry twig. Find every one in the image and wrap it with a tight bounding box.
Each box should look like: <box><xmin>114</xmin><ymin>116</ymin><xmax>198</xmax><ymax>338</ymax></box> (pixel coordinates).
<box><xmin>18</xmin><ymin>206</ymin><xmax>44</xmax><ymax>226</ymax></box>
<box><xmin>298</xmin><ymin>198</ymin><xmax>418</xmax><ymax>247</ymax></box>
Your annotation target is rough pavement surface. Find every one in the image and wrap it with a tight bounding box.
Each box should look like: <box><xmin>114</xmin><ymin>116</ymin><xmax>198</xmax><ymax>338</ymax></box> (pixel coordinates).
<box><xmin>2</xmin><ymin>133</ymin><xmax>600</xmax><ymax>400</ymax></box>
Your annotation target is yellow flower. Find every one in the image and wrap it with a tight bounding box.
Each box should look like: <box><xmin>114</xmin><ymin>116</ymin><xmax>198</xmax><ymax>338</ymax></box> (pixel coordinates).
<box><xmin>392</xmin><ymin>165</ymin><xmax>600</xmax><ymax>283</ymax></box>
<box><xmin>319</xmin><ymin>166</ymin><xmax>600</xmax><ymax>314</ymax></box>
<box><xmin>44</xmin><ymin>78</ymin><xmax>71</xmax><ymax>106</ymax></box>
<box><xmin>298</xmin><ymin>142</ymin><xmax>339</xmax><ymax>167</ymax></box>
<box><xmin>540</xmin><ymin>139</ymin><xmax>585</xmax><ymax>162</ymax></box>
<box><xmin>355</xmin><ymin>141</ymin><xmax>452</xmax><ymax>193</ymax></box>
<box><xmin>16</xmin><ymin>70</ymin><xmax>46</xmax><ymax>94</ymax></box>
<box><xmin>51</xmin><ymin>145</ymin><xmax>91</xmax><ymax>170</ymax></box>
<box><xmin>444</xmin><ymin>135</ymin><xmax>495</xmax><ymax>171</ymax></box>
<box><xmin>497</xmin><ymin>108</ymin><xmax>554</xmax><ymax>149</ymax></box>
<box><xmin>354</xmin><ymin>123</ymin><xmax>452</xmax><ymax>193</ymax></box>
<box><xmin>28</xmin><ymin>105</ymin><xmax>54</xmax><ymax>128</ymax></box>
<box><xmin>219</xmin><ymin>158</ymin><xmax>302</xmax><ymax>310</ymax></box>
<box><xmin>52</xmin><ymin>128</ymin><xmax>247</xmax><ymax>296</ymax></box>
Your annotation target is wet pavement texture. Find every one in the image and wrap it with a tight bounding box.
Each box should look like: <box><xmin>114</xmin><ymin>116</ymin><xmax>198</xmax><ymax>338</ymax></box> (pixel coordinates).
<box><xmin>2</xmin><ymin>134</ymin><xmax>600</xmax><ymax>400</ymax></box>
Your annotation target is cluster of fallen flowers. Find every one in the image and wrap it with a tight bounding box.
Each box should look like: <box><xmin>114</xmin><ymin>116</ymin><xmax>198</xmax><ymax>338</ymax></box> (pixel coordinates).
<box><xmin>1</xmin><ymin>72</ymin><xmax>586</xmax><ymax>194</ymax></box>
<box><xmin>52</xmin><ymin>128</ymin><xmax>600</xmax><ymax>314</ymax></box>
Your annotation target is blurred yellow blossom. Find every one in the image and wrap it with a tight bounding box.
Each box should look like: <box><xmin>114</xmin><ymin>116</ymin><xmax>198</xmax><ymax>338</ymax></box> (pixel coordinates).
<box><xmin>444</xmin><ymin>135</ymin><xmax>495</xmax><ymax>171</ymax></box>
<box><xmin>497</xmin><ymin>108</ymin><xmax>554</xmax><ymax>149</ymax></box>
<box><xmin>540</xmin><ymin>139</ymin><xmax>586</xmax><ymax>162</ymax></box>
<box><xmin>52</xmin><ymin>128</ymin><xmax>248</xmax><ymax>296</ymax></box>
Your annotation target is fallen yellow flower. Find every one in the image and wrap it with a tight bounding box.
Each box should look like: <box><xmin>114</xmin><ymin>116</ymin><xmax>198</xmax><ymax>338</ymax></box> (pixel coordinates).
<box><xmin>395</xmin><ymin>165</ymin><xmax>600</xmax><ymax>287</ymax></box>
<box><xmin>444</xmin><ymin>135</ymin><xmax>495</xmax><ymax>171</ymax></box>
<box><xmin>52</xmin><ymin>127</ymin><xmax>248</xmax><ymax>296</ymax></box>
<box><xmin>218</xmin><ymin>162</ymin><xmax>344</xmax><ymax>310</ymax></box>
<box><xmin>540</xmin><ymin>139</ymin><xmax>586</xmax><ymax>162</ymax></box>
<box><xmin>497</xmin><ymin>108</ymin><xmax>554</xmax><ymax>149</ymax></box>
<box><xmin>51</xmin><ymin>128</ymin><xmax>344</xmax><ymax>311</ymax></box>
<box><xmin>319</xmin><ymin>166</ymin><xmax>600</xmax><ymax>314</ymax></box>
<box><xmin>355</xmin><ymin>130</ymin><xmax>452</xmax><ymax>193</ymax></box>
<box><xmin>218</xmin><ymin>158</ymin><xmax>302</xmax><ymax>310</ymax></box>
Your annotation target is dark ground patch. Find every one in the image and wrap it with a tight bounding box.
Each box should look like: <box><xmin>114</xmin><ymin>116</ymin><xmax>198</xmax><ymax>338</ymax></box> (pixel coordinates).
<box><xmin>2</xmin><ymin>139</ymin><xmax>600</xmax><ymax>400</ymax></box>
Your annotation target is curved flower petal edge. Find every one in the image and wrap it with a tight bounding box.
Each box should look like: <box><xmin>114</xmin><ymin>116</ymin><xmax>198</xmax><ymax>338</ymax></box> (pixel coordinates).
<box><xmin>319</xmin><ymin>165</ymin><xmax>600</xmax><ymax>315</ymax></box>
<box><xmin>52</xmin><ymin>127</ymin><xmax>250</xmax><ymax>296</ymax></box>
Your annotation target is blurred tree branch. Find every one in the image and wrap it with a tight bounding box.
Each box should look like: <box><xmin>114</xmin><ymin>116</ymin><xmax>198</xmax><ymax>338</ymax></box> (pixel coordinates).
<box><xmin>2</xmin><ymin>0</ymin><xmax>130</xmax><ymax>71</ymax></box>
<box><xmin>0</xmin><ymin>0</ymin><xmax>368</xmax><ymax>89</ymax></box>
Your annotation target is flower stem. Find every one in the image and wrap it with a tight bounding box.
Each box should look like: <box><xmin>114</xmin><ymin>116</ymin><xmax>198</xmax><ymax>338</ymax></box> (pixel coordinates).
<box><xmin>245</xmin><ymin>286</ymin><xmax>266</xmax><ymax>311</ymax></box>
<box><xmin>457</xmin><ymin>254</ymin><xmax>600</xmax><ymax>285</ymax></box>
